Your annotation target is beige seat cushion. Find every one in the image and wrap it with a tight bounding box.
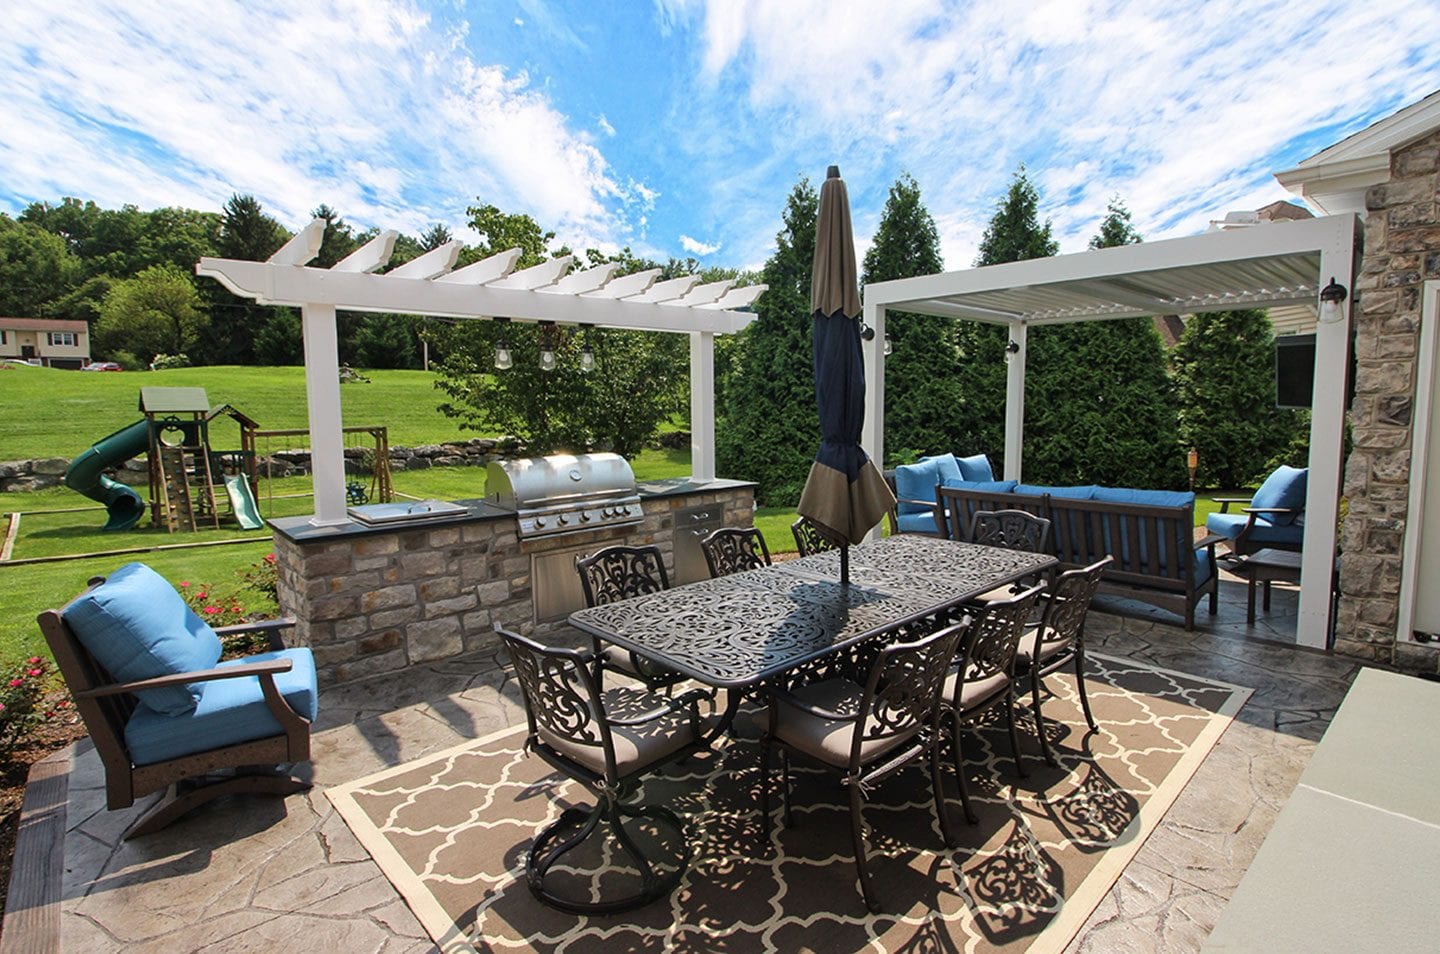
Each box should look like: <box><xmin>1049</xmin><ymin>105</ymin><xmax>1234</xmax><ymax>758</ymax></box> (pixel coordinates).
<box><xmin>1016</xmin><ymin>625</ymin><xmax>1074</xmax><ymax>666</ymax></box>
<box><xmin>772</xmin><ymin>678</ymin><xmax>920</xmax><ymax>769</ymax></box>
<box><xmin>944</xmin><ymin>667</ymin><xmax>1010</xmax><ymax>712</ymax></box>
<box><xmin>970</xmin><ymin>584</ymin><xmax>1020</xmax><ymax>604</ymax></box>
<box><xmin>538</xmin><ymin>685</ymin><xmax>697</xmax><ymax>777</ymax></box>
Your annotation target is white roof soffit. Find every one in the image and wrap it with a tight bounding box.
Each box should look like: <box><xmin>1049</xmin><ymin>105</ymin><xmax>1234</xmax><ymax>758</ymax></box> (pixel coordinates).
<box><xmin>196</xmin><ymin>218</ymin><xmax>765</xmax><ymax>336</ymax></box>
<box><xmin>863</xmin><ymin>214</ymin><xmax>1360</xmax><ymax>326</ymax></box>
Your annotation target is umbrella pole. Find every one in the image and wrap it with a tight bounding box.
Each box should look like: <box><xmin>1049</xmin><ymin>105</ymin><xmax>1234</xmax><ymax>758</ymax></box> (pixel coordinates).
<box><xmin>840</xmin><ymin>544</ymin><xmax>850</xmax><ymax>587</ymax></box>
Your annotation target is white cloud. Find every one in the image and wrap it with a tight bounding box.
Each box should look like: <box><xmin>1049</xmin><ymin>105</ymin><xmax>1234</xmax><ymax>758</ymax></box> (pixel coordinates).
<box><xmin>597</xmin><ymin>113</ymin><xmax>616</xmax><ymax>137</ymax></box>
<box><xmin>0</xmin><ymin>0</ymin><xmax>636</xmax><ymax>251</ymax></box>
<box><xmin>679</xmin><ymin>234</ymin><xmax>721</xmax><ymax>256</ymax></box>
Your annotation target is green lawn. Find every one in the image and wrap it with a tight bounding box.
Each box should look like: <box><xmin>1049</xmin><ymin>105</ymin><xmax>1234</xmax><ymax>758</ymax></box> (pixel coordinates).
<box><xmin>0</xmin><ymin>363</ymin><xmax>481</xmax><ymax>461</ymax></box>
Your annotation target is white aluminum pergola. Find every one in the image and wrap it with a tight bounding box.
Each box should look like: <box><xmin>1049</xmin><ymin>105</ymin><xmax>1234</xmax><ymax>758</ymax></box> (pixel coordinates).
<box><xmin>861</xmin><ymin>213</ymin><xmax>1362</xmax><ymax>650</ymax></box>
<box><xmin>196</xmin><ymin>218</ymin><xmax>764</xmax><ymax>526</ymax></box>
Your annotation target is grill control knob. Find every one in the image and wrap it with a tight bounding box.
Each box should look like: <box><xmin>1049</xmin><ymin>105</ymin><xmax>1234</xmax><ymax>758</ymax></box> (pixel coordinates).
<box><xmin>534</xmin><ymin>517</ymin><xmax>546</xmax><ymax>528</ymax></box>
<box><xmin>580</xmin><ymin>511</ymin><xmax>591</xmax><ymax>523</ymax></box>
<box><xmin>601</xmin><ymin>507</ymin><xmax>612</xmax><ymax>517</ymax></box>
<box><xmin>558</xmin><ymin>513</ymin><xmax>569</xmax><ymax>525</ymax></box>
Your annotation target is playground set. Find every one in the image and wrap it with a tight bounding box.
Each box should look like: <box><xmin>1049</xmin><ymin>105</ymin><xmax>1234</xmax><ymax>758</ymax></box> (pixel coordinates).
<box><xmin>62</xmin><ymin>387</ymin><xmax>392</xmax><ymax>533</ymax></box>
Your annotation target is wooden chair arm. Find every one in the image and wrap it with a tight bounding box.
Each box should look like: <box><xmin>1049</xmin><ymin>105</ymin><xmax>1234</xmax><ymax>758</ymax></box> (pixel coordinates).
<box><xmin>76</xmin><ymin>658</ymin><xmax>295</xmax><ymax>699</ymax></box>
<box><xmin>213</xmin><ymin>617</ymin><xmax>297</xmax><ymax>651</ymax></box>
<box><xmin>1213</xmin><ymin>497</ymin><xmax>1250</xmax><ymax>512</ymax></box>
<box><xmin>1242</xmin><ymin>507</ymin><xmax>1300</xmax><ymax>517</ymax></box>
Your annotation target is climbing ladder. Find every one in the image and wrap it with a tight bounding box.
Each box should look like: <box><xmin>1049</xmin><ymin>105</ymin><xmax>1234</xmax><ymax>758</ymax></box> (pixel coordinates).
<box><xmin>155</xmin><ymin>445</ymin><xmax>220</xmax><ymax>533</ymax></box>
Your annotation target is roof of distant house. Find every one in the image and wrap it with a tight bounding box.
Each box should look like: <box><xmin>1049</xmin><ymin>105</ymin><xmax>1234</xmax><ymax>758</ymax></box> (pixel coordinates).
<box><xmin>0</xmin><ymin>317</ymin><xmax>88</xmax><ymax>332</ymax></box>
<box><xmin>1254</xmin><ymin>200</ymin><xmax>1313</xmax><ymax>222</ymax></box>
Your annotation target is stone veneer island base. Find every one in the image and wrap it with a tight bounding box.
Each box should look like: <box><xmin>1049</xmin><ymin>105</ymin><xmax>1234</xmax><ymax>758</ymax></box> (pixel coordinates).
<box><xmin>270</xmin><ymin>478</ymin><xmax>755</xmax><ymax>685</ymax></box>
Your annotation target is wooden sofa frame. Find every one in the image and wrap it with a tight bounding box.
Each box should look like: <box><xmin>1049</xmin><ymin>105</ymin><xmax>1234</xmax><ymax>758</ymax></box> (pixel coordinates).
<box><xmin>37</xmin><ymin>576</ymin><xmax>312</xmax><ymax>838</ymax></box>
<box><xmin>933</xmin><ymin>486</ymin><xmax>1220</xmax><ymax>630</ymax></box>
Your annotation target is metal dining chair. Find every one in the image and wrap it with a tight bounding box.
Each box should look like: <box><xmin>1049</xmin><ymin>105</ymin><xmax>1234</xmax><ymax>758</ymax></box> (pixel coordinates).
<box><xmin>1016</xmin><ymin>557</ymin><xmax>1112</xmax><ymax>765</ymax></box>
<box><xmin>700</xmin><ymin>526</ymin><xmax>772</xmax><ymax>577</ymax></box>
<box><xmin>496</xmin><ymin>625</ymin><xmax>710</xmax><ymax>914</ymax></box>
<box><xmin>790</xmin><ymin>516</ymin><xmax>838</xmax><ymax>557</ymax></box>
<box><xmin>961</xmin><ymin>508</ymin><xmax>1053</xmax><ymax>604</ymax></box>
<box><xmin>576</xmin><ymin>544</ymin><xmax>687</xmax><ymax>692</ymax></box>
<box><xmin>941</xmin><ymin>583</ymin><xmax>1046</xmax><ymax>824</ymax></box>
<box><xmin>759</xmin><ymin>620</ymin><xmax>969</xmax><ymax>912</ymax></box>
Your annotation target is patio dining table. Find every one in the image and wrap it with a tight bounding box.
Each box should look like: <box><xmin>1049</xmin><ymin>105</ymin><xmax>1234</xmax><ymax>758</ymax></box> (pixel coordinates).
<box><xmin>568</xmin><ymin>534</ymin><xmax>1057</xmax><ymax>698</ymax></box>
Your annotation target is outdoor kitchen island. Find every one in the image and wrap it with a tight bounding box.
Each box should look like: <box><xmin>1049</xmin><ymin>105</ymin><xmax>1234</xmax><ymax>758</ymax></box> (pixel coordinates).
<box><xmin>269</xmin><ymin>468</ymin><xmax>757</xmax><ymax>686</ymax></box>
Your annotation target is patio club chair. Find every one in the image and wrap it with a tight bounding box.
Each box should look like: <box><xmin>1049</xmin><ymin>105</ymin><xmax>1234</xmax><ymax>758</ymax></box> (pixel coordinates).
<box><xmin>1205</xmin><ymin>464</ymin><xmax>1308</xmax><ymax>558</ymax></box>
<box><xmin>1015</xmin><ymin>557</ymin><xmax>1112</xmax><ymax>766</ymax></box>
<box><xmin>790</xmin><ymin>515</ymin><xmax>840</xmax><ymax>557</ymax></box>
<box><xmin>36</xmin><ymin>563</ymin><xmax>315</xmax><ymax>839</ymax></box>
<box><xmin>700</xmin><ymin>526</ymin><xmax>772</xmax><ymax>577</ymax></box>
<box><xmin>759</xmin><ymin>620</ymin><xmax>970</xmax><ymax>912</ymax></box>
<box><xmin>942</xmin><ymin>583</ymin><xmax>1046</xmax><ymax>825</ymax></box>
<box><xmin>496</xmin><ymin>625</ymin><xmax>711</xmax><ymax>914</ymax></box>
<box><xmin>577</xmin><ymin>544</ymin><xmax>687</xmax><ymax>692</ymax></box>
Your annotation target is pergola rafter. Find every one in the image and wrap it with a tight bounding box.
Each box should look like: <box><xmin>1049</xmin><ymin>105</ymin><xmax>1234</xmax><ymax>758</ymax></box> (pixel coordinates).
<box><xmin>196</xmin><ymin>217</ymin><xmax>765</xmax><ymax>527</ymax></box>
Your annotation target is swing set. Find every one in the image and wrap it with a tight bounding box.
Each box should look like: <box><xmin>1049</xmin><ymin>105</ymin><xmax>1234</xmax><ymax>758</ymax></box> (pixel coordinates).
<box><xmin>248</xmin><ymin>425</ymin><xmax>393</xmax><ymax>516</ymax></box>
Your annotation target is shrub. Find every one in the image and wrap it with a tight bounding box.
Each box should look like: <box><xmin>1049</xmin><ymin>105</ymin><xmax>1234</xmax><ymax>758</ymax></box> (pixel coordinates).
<box><xmin>1</xmin><ymin>657</ymin><xmax>53</xmax><ymax>767</ymax></box>
<box><xmin>150</xmin><ymin>352</ymin><xmax>190</xmax><ymax>370</ymax></box>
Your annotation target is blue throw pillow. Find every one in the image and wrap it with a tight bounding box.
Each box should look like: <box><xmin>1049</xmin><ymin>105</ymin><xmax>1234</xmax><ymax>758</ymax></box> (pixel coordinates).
<box><xmin>919</xmin><ymin>453</ymin><xmax>963</xmax><ymax>485</ymax></box>
<box><xmin>894</xmin><ymin>460</ymin><xmax>941</xmax><ymax>515</ymax></box>
<box><xmin>957</xmin><ymin>454</ymin><xmax>995</xmax><ymax>482</ymax></box>
<box><xmin>1250</xmin><ymin>466</ymin><xmax>1307</xmax><ymax>525</ymax></box>
<box><xmin>941</xmin><ymin>477</ymin><xmax>1018</xmax><ymax>494</ymax></box>
<box><xmin>62</xmin><ymin>562</ymin><xmax>223</xmax><ymax>716</ymax></box>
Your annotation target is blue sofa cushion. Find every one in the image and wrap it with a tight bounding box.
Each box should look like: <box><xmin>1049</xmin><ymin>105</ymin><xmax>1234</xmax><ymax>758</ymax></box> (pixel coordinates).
<box><xmin>1250</xmin><ymin>466</ymin><xmax>1307</xmax><ymax>525</ymax></box>
<box><xmin>62</xmin><ymin>562</ymin><xmax>222</xmax><ymax>717</ymax></box>
<box><xmin>894</xmin><ymin>460</ymin><xmax>941</xmax><ymax>515</ymax></box>
<box><xmin>1206</xmin><ymin>511</ymin><xmax>1306</xmax><ymax>546</ymax></box>
<box><xmin>941</xmin><ymin>477</ymin><xmax>1018</xmax><ymax>494</ymax></box>
<box><xmin>956</xmin><ymin>454</ymin><xmax>995</xmax><ymax>482</ymax></box>
<box><xmin>1015</xmin><ymin>483</ymin><xmax>1098</xmax><ymax>499</ymax></box>
<box><xmin>1092</xmin><ymin>487</ymin><xmax>1196</xmax><ymax>509</ymax></box>
<box><xmin>920</xmin><ymin>453</ymin><xmax>964</xmax><ymax>486</ymax></box>
<box><xmin>895</xmin><ymin>511</ymin><xmax>942</xmax><ymax>535</ymax></box>
<box><xmin>124</xmin><ymin>648</ymin><xmax>318</xmax><ymax>766</ymax></box>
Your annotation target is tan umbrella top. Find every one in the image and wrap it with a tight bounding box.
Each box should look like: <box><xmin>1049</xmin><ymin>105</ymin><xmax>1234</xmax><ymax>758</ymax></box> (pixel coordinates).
<box><xmin>811</xmin><ymin>166</ymin><xmax>862</xmax><ymax>320</ymax></box>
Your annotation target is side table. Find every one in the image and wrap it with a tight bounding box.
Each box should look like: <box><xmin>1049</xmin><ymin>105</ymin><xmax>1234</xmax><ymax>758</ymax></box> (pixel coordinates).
<box><xmin>1231</xmin><ymin>548</ymin><xmax>1303</xmax><ymax>625</ymax></box>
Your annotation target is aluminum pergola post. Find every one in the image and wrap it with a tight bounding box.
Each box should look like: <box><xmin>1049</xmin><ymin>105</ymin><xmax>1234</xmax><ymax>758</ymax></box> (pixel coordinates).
<box><xmin>861</xmin><ymin>299</ymin><xmax>886</xmax><ymax>541</ymax></box>
<box><xmin>690</xmin><ymin>332</ymin><xmax>715</xmax><ymax>481</ymax></box>
<box><xmin>300</xmin><ymin>303</ymin><xmax>348</xmax><ymax>525</ymax></box>
<box><xmin>1003</xmin><ymin>321</ymin><xmax>1027</xmax><ymax>481</ymax></box>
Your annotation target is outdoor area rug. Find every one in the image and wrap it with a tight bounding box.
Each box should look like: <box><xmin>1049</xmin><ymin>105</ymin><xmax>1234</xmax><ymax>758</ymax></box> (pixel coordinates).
<box><xmin>328</xmin><ymin>653</ymin><xmax>1250</xmax><ymax>953</ymax></box>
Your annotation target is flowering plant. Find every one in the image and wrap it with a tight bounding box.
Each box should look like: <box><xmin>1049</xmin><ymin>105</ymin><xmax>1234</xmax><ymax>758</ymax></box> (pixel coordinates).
<box><xmin>0</xmin><ymin>657</ymin><xmax>56</xmax><ymax>767</ymax></box>
<box><xmin>242</xmin><ymin>552</ymin><xmax>279</xmax><ymax>602</ymax></box>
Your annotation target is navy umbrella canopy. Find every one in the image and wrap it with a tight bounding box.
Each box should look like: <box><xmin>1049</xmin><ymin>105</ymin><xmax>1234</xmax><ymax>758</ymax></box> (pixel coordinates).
<box><xmin>796</xmin><ymin>166</ymin><xmax>896</xmax><ymax>582</ymax></box>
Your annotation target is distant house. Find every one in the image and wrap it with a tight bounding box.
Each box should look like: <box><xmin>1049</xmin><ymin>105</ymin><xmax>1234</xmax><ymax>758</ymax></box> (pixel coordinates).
<box><xmin>0</xmin><ymin>317</ymin><xmax>92</xmax><ymax>369</ymax></box>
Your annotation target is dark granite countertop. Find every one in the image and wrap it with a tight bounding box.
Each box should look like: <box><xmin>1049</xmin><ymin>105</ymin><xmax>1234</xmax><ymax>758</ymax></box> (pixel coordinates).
<box><xmin>270</xmin><ymin>476</ymin><xmax>757</xmax><ymax>544</ymax></box>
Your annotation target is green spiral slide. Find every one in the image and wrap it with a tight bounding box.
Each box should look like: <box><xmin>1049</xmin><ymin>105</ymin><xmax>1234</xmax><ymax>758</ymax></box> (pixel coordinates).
<box><xmin>64</xmin><ymin>420</ymin><xmax>149</xmax><ymax>531</ymax></box>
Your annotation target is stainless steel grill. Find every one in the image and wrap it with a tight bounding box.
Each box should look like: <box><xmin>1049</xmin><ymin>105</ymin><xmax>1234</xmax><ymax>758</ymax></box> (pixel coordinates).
<box><xmin>486</xmin><ymin>453</ymin><xmax>642</xmax><ymax>540</ymax></box>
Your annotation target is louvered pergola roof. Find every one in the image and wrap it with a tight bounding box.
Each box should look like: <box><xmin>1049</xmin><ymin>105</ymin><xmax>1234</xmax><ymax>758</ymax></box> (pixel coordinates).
<box><xmin>197</xmin><ymin>217</ymin><xmax>765</xmax><ymax>334</ymax></box>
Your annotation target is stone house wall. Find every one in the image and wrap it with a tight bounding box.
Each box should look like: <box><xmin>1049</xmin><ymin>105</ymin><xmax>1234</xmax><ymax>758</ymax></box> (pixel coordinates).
<box><xmin>1336</xmin><ymin>128</ymin><xmax>1440</xmax><ymax>671</ymax></box>
<box><xmin>273</xmin><ymin>485</ymin><xmax>755</xmax><ymax>686</ymax></box>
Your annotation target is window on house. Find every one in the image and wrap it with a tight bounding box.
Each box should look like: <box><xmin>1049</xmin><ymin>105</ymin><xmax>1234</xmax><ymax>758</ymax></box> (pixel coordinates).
<box><xmin>47</xmin><ymin>331</ymin><xmax>77</xmax><ymax>347</ymax></box>
<box><xmin>0</xmin><ymin>330</ymin><xmax>7</xmax><ymax>345</ymax></box>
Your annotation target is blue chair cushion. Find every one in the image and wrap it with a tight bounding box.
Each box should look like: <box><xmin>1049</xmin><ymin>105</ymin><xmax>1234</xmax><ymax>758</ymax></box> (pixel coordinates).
<box><xmin>895</xmin><ymin>511</ymin><xmax>942</xmax><ymax>535</ymax></box>
<box><xmin>920</xmin><ymin>453</ymin><xmax>964</xmax><ymax>485</ymax></box>
<box><xmin>61</xmin><ymin>562</ymin><xmax>222</xmax><ymax>717</ymax></box>
<box><xmin>1193</xmin><ymin>548</ymin><xmax>1213</xmax><ymax>586</ymax></box>
<box><xmin>894</xmin><ymin>460</ymin><xmax>941</xmax><ymax>515</ymax></box>
<box><xmin>1249</xmin><ymin>466</ymin><xmax>1307</xmax><ymax>525</ymax></box>
<box><xmin>956</xmin><ymin>454</ymin><xmax>995</xmax><ymax>482</ymax></box>
<box><xmin>124</xmin><ymin>648</ymin><xmax>318</xmax><ymax>766</ymax></box>
<box><xmin>941</xmin><ymin>477</ymin><xmax>1018</xmax><ymax>494</ymax></box>
<box><xmin>1205</xmin><ymin>511</ymin><xmax>1306</xmax><ymax>546</ymax></box>
<box><xmin>1015</xmin><ymin>484</ymin><xmax>1097</xmax><ymax>499</ymax></box>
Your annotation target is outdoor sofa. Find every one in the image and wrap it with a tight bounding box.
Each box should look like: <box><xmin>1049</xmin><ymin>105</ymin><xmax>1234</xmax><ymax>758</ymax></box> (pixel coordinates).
<box><xmin>888</xmin><ymin>454</ymin><xmax>1218</xmax><ymax>629</ymax></box>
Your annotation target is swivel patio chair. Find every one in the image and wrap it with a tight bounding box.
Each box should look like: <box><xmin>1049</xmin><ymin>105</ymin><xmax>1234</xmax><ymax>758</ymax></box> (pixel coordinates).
<box><xmin>577</xmin><ymin>544</ymin><xmax>686</xmax><ymax>692</ymax></box>
<box><xmin>37</xmin><ymin>563</ymin><xmax>315</xmax><ymax>839</ymax></box>
<box><xmin>1205</xmin><ymin>464</ymin><xmax>1307</xmax><ymax>557</ymax></box>
<box><xmin>496</xmin><ymin>625</ymin><xmax>710</xmax><ymax>914</ymax></box>
<box><xmin>941</xmin><ymin>584</ymin><xmax>1046</xmax><ymax>825</ymax></box>
<box><xmin>790</xmin><ymin>516</ymin><xmax>839</xmax><ymax>557</ymax></box>
<box><xmin>1015</xmin><ymin>558</ymin><xmax>1112</xmax><ymax>766</ymax></box>
<box><xmin>700</xmin><ymin>526</ymin><xmax>772</xmax><ymax>577</ymax></box>
<box><xmin>759</xmin><ymin>620</ymin><xmax>969</xmax><ymax>912</ymax></box>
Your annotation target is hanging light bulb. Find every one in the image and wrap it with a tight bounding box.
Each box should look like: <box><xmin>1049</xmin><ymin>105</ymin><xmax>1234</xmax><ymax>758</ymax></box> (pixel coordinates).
<box><xmin>883</xmin><ymin>333</ymin><xmax>893</xmax><ymax>356</ymax></box>
<box><xmin>538</xmin><ymin>322</ymin><xmax>557</xmax><ymax>371</ymax></box>
<box><xmin>493</xmin><ymin>318</ymin><xmax>513</xmax><ymax>370</ymax></box>
<box><xmin>579</xmin><ymin>325</ymin><xmax>596</xmax><ymax>372</ymax></box>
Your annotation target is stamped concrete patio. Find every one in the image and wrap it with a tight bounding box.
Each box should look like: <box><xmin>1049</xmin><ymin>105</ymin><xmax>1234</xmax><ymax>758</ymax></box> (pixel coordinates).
<box><xmin>34</xmin><ymin>581</ymin><xmax>1358</xmax><ymax>953</ymax></box>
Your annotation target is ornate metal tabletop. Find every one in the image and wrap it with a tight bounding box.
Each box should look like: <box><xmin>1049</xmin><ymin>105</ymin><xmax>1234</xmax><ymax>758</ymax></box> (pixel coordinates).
<box><xmin>568</xmin><ymin>535</ymin><xmax>1055</xmax><ymax>688</ymax></box>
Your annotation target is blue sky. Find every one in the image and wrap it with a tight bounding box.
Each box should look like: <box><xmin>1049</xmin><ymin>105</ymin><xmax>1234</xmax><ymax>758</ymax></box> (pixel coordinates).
<box><xmin>2</xmin><ymin>1</ymin><xmax>1436</xmax><ymax>272</ymax></box>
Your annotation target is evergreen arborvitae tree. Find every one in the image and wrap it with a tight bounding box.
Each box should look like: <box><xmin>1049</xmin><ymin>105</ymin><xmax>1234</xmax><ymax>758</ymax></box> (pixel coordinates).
<box><xmin>205</xmin><ymin>194</ymin><xmax>290</xmax><ymax>364</ymax></box>
<box><xmin>861</xmin><ymin>173</ymin><xmax>957</xmax><ymax>462</ymax></box>
<box><xmin>1171</xmin><ymin>309</ymin><xmax>1301</xmax><ymax>488</ymax></box>
<box><xmin>956</xmin><ymin>166</ymin><xmax>1059</xmax><ymax>462</ymax></box>
<box><xmin>716</xmin><ymin>178</ymin><xmax>819</xmax><ymax>505</ymax></box>
<box><xmin>1022</xmin><ymin>198</ymin><xmax>1188</xmax><ymax>487</ymax></box>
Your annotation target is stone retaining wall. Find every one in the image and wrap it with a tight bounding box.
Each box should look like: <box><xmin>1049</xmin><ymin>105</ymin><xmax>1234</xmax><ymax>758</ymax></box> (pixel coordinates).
<box><xmin>273</xmin><ymin>485</ymin><xmax>754</xmax><ymax>686</ymax></box>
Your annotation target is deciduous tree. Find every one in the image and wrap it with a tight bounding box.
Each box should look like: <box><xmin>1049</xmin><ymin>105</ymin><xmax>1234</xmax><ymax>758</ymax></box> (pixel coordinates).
<box><xmin>94</xmin><ymin>263</ymin><xmax>209</xmax><ymax>364</ymax></box>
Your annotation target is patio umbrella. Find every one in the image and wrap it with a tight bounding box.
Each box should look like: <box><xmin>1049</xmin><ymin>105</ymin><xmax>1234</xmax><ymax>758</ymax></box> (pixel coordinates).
<box><xmin>797</xmin><ymin>166</ymin><xmax>896</xmax><ymax>585</ymax></box>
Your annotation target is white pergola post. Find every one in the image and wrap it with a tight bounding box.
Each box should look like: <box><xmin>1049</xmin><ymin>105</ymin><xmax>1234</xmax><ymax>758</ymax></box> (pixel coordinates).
<box><xmin>1296</xmin><ymin>244</ymin><xmax>1357</xmax><ymax>649</ymax></box>
<box><xmin>300</xmin><ymin>303</ymin><xmax>349</xmax><ymax>526</ymax></box>
<box><xmin>1003</xmin><ymin>321</ymin><xmax>1027</xmax><ymax>481</ymax></box>
<box><xmin>861</xmin><ymin>301</ymin><xmax>886</xmax><ymax>541</ymax></box>
<box><xmin>690</xmin><ymin>331</ymin><xmax>715</xmax><ymax>481</ymax></box>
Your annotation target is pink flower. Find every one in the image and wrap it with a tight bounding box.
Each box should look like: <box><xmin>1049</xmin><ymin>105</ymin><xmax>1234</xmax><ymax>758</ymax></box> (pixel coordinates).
<box><xmin>203</xmin><ymin>606</ymin><xmax>220</xmax><ymax>615</ymax></box>
<box><xmin>27</xmin><ymin>656</ymin><xmax>41</xmax><ymax>665</ymax></box>
<box><xmin>0</xmin><ymin>702</ymin><xmax>6</xmax><ymax>712</ymax></box>
<box><xmin>231</xmin><ymin>606</ymin><xmax>243</xmax><ymax>613</ymax></box>
<box><xmin>179</xmin><ymin>581</ymin><xmax>190</xmax><ymax>588</ymax></box>
<box><xmin>197</xmin><ymin>592</ymin><xmax>208</xmax><ymax>600</ymax></box>
<box><xmin>8</xmin><ymin>679</ymin><xmax>21</xmax><ymax>688</ymax></box>
<box><xmin>264</xmin><ymin>553</ymin><xmax>277</xmax><ymax>564</ymax></box>
<box><xmin>27</xmin><ymin>669</ymin><xmax>42</xmax><ymax>677</ymax></box>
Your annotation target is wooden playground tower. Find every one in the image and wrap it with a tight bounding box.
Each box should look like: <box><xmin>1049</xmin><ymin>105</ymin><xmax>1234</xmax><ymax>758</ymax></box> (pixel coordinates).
<box><xmin>140</xmin><ymin>387</ymin><xmax>258</xmax><ymax>533</ymax></box>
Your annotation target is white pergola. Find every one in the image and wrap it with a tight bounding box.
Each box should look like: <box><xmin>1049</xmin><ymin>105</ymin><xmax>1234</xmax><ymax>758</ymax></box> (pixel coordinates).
<box><xmin>861</xmin><ymin>213</ymin><xmax>1362</xmax><ymax>650</ymax></box>
<box><xmin>196</xmin><ymin>218</ymin><xmax>764</xmax><ymax>526</ymax></box>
